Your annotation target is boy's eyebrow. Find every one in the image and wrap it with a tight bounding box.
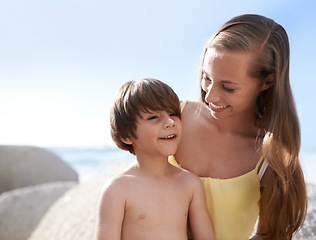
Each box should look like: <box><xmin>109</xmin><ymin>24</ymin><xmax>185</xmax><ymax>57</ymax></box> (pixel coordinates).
<box><xmin>201</xmin><ymin>68</ymin><xmax>239</xmax><ymax>85</ymax></box>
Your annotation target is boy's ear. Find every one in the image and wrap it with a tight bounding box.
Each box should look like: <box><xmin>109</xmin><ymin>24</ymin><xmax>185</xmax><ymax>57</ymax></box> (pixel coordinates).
<box><xmin>262</xmin><ymin>73</ymin><xmax>275</xmax><ymax>91</ymax></box>
<box><xmin>121</xmin><ymin>137</ymin><xmax>133</xmax><ymax>145</ymax></box>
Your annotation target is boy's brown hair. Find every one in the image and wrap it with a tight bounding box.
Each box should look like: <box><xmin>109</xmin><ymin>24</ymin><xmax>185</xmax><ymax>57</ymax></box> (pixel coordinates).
<box><xmin>110</xmin><ymin>78</ymin><xmax>181</xmax><ymax>154</ymax></box>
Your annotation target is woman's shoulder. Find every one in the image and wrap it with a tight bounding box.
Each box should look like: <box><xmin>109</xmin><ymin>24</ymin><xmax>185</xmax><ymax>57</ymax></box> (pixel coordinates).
<box><xmin>181</xmin><ymin>100</ymin><xmax>205</xmax><ymax>114</ymax></box>
<box><xmin>181</xmin><ymin>101</ymin><xmax>211</xmax><ymax>122</ymax></box>
<box><xmin>181</xmin><ymin>100</ymin><xmax>201</xmax><ymax>107</ymax></box>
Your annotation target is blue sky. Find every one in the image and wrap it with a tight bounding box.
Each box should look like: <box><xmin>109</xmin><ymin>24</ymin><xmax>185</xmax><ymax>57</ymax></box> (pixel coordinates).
<box><xmin>0</xmin><ymin>0</ymin><xmax>315</xmax><ymax>152</ymax></box>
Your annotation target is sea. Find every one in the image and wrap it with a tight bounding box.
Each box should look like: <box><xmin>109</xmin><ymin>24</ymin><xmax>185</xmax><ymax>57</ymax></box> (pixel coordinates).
<box><xmin>47</xmin><ymin>147</ymin><xmax>316</xmax><ymax>185</ymax></box>
<box><xmin>47</xmin><ymin>146</ymin><xmax>135</xmax><ymax>182</ymax></box>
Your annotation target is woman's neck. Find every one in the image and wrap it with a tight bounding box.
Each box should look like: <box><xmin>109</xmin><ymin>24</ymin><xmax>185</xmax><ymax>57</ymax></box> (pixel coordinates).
<box><xmin>204</xmin><ymin>106</ymin><xmax>258</xmax><ymax>137</ymax></box>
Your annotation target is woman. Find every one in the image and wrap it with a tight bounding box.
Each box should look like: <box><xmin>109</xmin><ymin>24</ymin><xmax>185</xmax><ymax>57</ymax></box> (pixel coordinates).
<box><xmin>170</xmin><ymin>14</ymin><xmax>307</xmax><ymax>239</ymax></box>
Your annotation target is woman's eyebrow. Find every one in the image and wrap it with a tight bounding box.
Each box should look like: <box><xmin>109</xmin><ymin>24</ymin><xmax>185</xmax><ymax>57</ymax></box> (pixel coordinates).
<box><xmin>220</xmin><ymin>80</ymin><xmax>239</xmax><ymax>85</ymax></box>
<box><xmin>201</xmin><ymin>68</ymin><xmax>239</xmax><ymax>85</ymax></box>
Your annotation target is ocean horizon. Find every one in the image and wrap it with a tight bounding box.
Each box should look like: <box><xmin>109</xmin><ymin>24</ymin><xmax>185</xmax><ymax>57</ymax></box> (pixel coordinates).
<box><xmin>48</xmin><ymin>147</ymin><xmax>316</xmax><ymax>185</ymax></box>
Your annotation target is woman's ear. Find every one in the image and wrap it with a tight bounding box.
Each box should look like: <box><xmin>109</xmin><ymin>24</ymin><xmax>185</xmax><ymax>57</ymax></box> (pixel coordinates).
<box><xmin>121</xmin><ymin>137</ymin><xmax>133</xmax><ymax>145</ymax></box>
<box><xmin>262</xmin><ymin>73</ymin><xmax>275</xmax><ymax>91</ymax></box>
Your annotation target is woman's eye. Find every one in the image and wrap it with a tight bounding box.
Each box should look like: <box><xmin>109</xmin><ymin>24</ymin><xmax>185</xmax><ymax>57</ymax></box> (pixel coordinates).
<box><xmin>203</xmin><ymin>76</ymin><xmax>212</xmax><ymax>83</ymax></box>
<box><xmin>223</xmin><ymin>85</ymin><xmax>235</xmax><ymax>92</ymax></box>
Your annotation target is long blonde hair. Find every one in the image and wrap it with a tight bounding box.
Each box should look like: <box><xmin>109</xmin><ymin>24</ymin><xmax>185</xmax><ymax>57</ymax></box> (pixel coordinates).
<box><xmin>200</xmin><ymin>14</ymin><xmax>307</xmax><ymax>239</ymax></box>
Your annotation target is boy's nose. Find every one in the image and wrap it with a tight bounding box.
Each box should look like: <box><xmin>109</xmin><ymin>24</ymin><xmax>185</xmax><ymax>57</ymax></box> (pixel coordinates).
<box><xmin>165</xmin><ymin>118</ymin><xmax>175</xmax><ymax>128</ymax></box>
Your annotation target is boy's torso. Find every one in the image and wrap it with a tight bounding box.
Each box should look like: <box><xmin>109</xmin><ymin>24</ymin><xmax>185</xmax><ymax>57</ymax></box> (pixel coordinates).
<box><xmin>120</xmin><ymin>166</ymin><xmax>194</xmax><ymax>240</ymax></box>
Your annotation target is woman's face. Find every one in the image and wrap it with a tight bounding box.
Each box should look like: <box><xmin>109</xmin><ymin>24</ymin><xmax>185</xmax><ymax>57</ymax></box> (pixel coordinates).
<box><xmin>201</xmin><ymin>47</ymin><xmax>266</xmax><ymax>121</ymax></box>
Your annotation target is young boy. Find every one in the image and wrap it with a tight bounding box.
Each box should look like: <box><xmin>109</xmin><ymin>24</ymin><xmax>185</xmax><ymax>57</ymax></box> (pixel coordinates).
<box><xmin>94</xmin><ymin>78</ymin><xmax>215</xmax><ymax>240</ymax></box>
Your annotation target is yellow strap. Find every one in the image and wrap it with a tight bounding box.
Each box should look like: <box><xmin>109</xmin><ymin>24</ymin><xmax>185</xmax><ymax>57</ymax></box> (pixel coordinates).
<box><xmin>180</xmin><ymin>100</ymin><xmax>188</xmax><ymax>112</ymax></box>
<box><xmin>255</xmin><ymin>156</ymin><xmax>264</xmax><ymax>171</ymax></box>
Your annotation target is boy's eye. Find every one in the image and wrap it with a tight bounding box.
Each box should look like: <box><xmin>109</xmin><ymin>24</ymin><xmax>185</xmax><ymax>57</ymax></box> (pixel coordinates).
<box><xmin>169</xmin><ymin>113</ymin><xmax>178</xmax><ymax>117</ymax></box>
<box><xmin>147</xmin><ymin>116</ymin><xmax>158</xmax><ymax>120</ymax></box>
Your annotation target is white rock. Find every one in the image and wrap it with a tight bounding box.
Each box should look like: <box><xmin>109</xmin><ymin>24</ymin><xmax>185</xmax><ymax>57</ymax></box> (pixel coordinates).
<box><xmin>29</xmin><ymin>159</ymin><xmax>316</xmax><ymax>240</ymax></box>
<box><xmin>28</xmin><ymin>160</ymin><xmax>132</xmax><ymax>240</ymax></box>
<box><xmin>0</xmin><ymin>145</ymin><xmax>78</xmax><ymax>194</ymax></box>
<box><xmin>294</xmin><ymin>184</ymin><xmax>316</xmax><ymax>240</ymax></box>
<box><xmin>0</xmin><ymin>181</ymin><xmax>77</xmax><ymax>240</ymax></box>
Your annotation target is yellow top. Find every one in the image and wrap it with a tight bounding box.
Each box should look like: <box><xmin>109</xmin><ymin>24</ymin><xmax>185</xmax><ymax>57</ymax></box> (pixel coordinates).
<box><xmin>169</xmin><ymin>101</ymin><xmax>263</xmax><ymax>240</ymax></box>
<box><xmin>169</xmin><ymin>155</ymin><xmax>262</xmax><ymax>240</ymax></box>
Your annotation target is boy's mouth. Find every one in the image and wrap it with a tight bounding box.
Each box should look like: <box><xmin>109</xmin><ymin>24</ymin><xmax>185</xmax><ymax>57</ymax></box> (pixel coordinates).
<box><xmin>160</xmin><ymin>134</ymin><xmax>176</xmax><ymax>139</ymax></box>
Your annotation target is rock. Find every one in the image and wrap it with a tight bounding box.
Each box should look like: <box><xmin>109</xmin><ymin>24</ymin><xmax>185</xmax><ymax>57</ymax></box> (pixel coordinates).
<box><xmin>28</xmin><ymin>160</ymin><xmax>132</xmax><ymax>240</ymax></box>
<box><xmin>293</xmin><ymin>184</ymin><xmax>316</xmax><ymax>240</ymax></box>
<box><xmin>0</xmin><ymin>181</ymin><xmax>77</xmax><ymax>240</ymax></box>
<box><xmin>28</xmin><ymin>159</ymin><xmax>316</xmax><ymax>240</ymax></box>
<box><xmin>0</xmin><ymin>145</ymin><xmax>79</xmax><ymax>194</ymax></box>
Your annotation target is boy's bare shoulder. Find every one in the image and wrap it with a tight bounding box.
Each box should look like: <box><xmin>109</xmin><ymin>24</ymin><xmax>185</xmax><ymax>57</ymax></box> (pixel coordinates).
<box><xmin>100</xmin><ymin>165</ymin><xmax>137</xmax><ymax>194</ymax></box>
<box><xmin>171</xmin><ymin>164</ymin><xmax>202</xmax><ymax>187</ymax></box>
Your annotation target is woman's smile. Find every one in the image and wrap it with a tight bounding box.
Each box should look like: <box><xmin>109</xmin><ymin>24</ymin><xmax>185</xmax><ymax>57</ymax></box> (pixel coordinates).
<box><xmin>209</xmin><ymin>102</ymin><xmax>230</xmax><ymax>111</ymax></box>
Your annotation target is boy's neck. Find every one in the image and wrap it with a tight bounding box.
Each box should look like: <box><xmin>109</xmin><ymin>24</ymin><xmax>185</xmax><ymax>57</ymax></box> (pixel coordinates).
<box><xmin>133</xmin><ymin>154</ymin><xmax>171</xmax><ymax>177</ymax></box>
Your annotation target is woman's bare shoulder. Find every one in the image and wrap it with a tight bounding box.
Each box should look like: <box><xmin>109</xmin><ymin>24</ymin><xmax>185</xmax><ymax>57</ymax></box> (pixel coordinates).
<box><xmin>182</xmin><ymin>101</ymin><xmax>208</xmax><ymax>118</ymax></box>
<box><xmin>182</xmin><ymin>100</ymin><xmax>202</xmax><ymax>111</ymax></box>
<box><xmin>181</xmin><ymin>101</ymin><xmax>212</xmax><ymax>130</ymax></box>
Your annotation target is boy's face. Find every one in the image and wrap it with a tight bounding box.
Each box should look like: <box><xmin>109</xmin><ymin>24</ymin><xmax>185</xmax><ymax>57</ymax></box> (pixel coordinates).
<box><xmin>127</xmin><ymin>110</ymin><xmax>181</xmax><ymax>158</ymax></box>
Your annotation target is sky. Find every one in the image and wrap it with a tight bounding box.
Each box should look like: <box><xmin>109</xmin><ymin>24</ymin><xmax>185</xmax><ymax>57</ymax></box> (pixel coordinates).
<box><xmin>0</xmin><ymin>0</ymin><xmax>315</xmax><ymax>152</ymax></box>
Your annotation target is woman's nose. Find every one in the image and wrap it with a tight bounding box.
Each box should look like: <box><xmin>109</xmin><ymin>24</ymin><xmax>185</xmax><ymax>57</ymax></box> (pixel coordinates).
<box><xmin>205</xmin><ymin>84</ymin><xmax>219</xmax><ymax>103</ymax></box>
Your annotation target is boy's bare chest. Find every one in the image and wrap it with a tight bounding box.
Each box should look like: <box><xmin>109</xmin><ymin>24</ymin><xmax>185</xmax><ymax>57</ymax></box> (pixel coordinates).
<box><xmin>123</xmin><ymin>181</ymin><xmax>190</xmax><ymax>225</ymax></box>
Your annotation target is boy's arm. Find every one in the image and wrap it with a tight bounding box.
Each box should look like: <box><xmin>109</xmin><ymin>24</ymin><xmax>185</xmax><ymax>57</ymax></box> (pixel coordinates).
<box><xmin>188</xmin><ymin>175</ymin><xmax>216</xmax><ymax>240</ymax></box>
<box><xmin>94</xmin><ymin>179</ymin><xmax>125</xmax><ymax>240</ymax></box>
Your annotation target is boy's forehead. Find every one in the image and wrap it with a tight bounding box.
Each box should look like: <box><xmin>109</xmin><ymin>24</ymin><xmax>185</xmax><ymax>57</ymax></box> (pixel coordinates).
<box><xmin>138</xmin><ymin>109</ymin><xmax>154</xmax><ymax>117</ymax></box>
<box><xmin>137</xmin><ymin>109</ymin><xmax>164</xmax><ymax>118</ymax></box>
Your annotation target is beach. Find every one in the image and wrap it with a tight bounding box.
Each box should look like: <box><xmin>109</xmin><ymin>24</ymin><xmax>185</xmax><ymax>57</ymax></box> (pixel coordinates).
<box><xmin>51</xmin><ymin>147</ymin><xmax>316</xmax><ymax>239</ymax></box>
<box><xmin>1</xmin><ymin>146</ymin><xmax>314</xmax><ymax>239</ymax></box>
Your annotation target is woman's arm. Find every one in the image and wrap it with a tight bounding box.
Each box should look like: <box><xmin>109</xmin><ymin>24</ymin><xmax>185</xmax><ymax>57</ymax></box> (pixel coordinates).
<box><xmin>249</xmin><ymin>167</ymin><xmax>273</xmax><ymax>240</ymax></box>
